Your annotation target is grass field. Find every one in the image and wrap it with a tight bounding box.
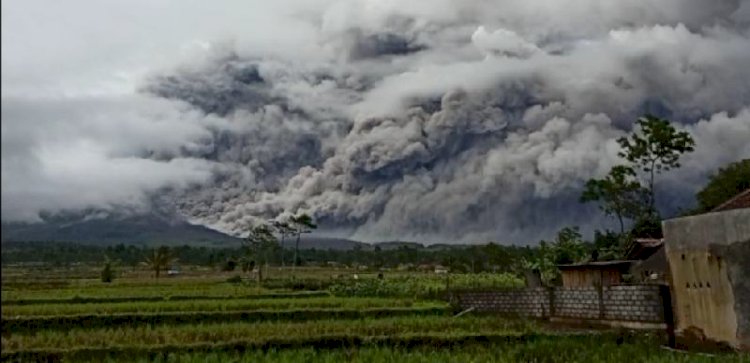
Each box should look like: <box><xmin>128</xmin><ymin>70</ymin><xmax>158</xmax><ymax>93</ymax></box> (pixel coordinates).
<box><xmin>2</xmin><ymin>296</ymin><xmax>440</xmax><ymax>316</ymax></box>
<box><xmin>1</xmin><ymin>265</ymin><xmax>746</xmax><ymax>362</ymax></box>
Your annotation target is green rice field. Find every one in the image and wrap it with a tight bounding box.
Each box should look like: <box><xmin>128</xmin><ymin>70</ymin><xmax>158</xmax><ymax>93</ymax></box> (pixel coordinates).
<box><xmin>2</xmin><ymin>266</ymin><xmax>746</xmax><ymax>362</ymax></box>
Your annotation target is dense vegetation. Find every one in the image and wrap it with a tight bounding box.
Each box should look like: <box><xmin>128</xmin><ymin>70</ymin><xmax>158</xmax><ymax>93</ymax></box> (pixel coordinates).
<box><xmin>2</xmin><ymin>118</ymin><xmax>747</xmax><ymax>362</ymax></box>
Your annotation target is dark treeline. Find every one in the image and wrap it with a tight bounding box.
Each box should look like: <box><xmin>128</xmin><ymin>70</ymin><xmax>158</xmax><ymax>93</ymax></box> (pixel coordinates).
<box><xmin>2</xmin><ymin>240</ymin><xmax>541</xmax><ymax>274</ymax></box>
<box><xmin>3</xmin><ymin>154</ymin><xmax>746</xmax><ymax>280</ymax></box>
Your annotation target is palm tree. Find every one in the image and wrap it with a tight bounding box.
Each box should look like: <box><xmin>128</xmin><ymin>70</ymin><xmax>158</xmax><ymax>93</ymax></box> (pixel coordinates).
<box><xmin>142</xmin><ymin>246</ymin><xmax>176</xmax><ymax>279</ymax></box>
<box><xmin>271</xmin><ymin>220</ymin><xmax>294</xmax><ymax>267</ymax></box>
<box><xmin>290</xmin><ymin>214</ymin><xmax>317</xmax><ymax>274</ymax></box>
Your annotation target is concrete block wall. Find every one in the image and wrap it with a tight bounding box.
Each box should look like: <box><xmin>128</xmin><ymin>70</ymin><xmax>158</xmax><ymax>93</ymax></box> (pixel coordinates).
<box><xmin>602</xmin><ymin>285</ymin><xmax>663</xmax><ymax>322</ymax></box>
<box><xmin>456</xmin><ymin>284</ymin><xmax>665</xmax><ymax>324</ymax></box>
<box><xmin>553</xmin><ymin>287</ymin><xmax>600</xmax><ymax>319</ymax></box>
<box><xmin>457</xmin><ymin>288</ymin><xmax>550</xmax><ymax>317</ymax></box>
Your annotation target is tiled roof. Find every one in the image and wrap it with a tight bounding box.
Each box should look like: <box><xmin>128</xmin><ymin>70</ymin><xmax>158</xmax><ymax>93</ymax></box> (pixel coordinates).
<box><xmin>711</xmin><ymin>189</ymin><xmax>750</xmax><ymax>212</ymax></box>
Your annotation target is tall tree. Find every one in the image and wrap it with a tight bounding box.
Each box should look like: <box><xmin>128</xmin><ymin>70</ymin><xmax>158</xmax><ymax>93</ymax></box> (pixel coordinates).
<box><xmin>551</xmin><ymin>226</ymin><xmax>587</xmax><ymax>265</ymax></box>
<box><xmin>617</xmin><ymin>115</ymin><xmax>695</xmax><ymax>213</ymax></box>
<box><xmin>244</xmin><ymin>224</ymin><xmax>279</xmax><ymax>282</ymax></box>
<box><xmin>142</xmin><ymin>246</ymin><xmax>176</xmax><ymax>279</ymax></box>
<box><xmin>290</xmin><ymin>214</ymin><xmax>317</xmax><ymax>273</ymax></box>
<box><xmin>580</xmin><ymin>165</ymin><xmax>649</xmax><ymax>233</ymax></box>
<box><xmin>271</xmin><ymin>220</ymin><xmax>294</xmax><ymax>267</ymax></box>
<box><xmin>694</xmin><ymin>159</ymin><xmax>750</xmax><ymax>213</ymax></box>
<box><xmin>527</xmin><ymin>227</ymin><xmax>588</xmax><ymax>285</ymax></box>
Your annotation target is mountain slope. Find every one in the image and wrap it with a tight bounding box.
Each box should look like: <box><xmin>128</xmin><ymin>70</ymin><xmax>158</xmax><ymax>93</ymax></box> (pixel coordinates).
<box><xmin>1</xmin><ymin>214</ymin><xmax>365</xmax><ymax>250</ymax></box>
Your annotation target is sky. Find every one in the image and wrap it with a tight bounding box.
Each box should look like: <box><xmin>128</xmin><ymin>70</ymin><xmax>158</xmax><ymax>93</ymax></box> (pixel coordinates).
<box><xmin>2</xmin><ymin>0</ymin><xmax>750</xmax><ymax>244</ymax></box>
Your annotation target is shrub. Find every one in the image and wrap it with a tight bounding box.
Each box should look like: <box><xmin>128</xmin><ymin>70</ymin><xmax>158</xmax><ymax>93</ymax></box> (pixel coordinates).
<box><xmin>222</xmin><ymin>259</ymin><xmax>237</xmax><ymax>272</ymax></box>
<box><xmin>100</xmin><ymin>263</ymin><xmax>115</xmax><ymax>283</ymax></box>
<box><xmin>226</xmin><ymin>275</ymin><xmax>243</xmax><ymax>284</ymax></box>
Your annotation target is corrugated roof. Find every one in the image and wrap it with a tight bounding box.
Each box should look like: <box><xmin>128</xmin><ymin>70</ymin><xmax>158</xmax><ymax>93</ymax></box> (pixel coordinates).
<box><xmin>711</xmin><ymin>189</ymin><xmax>750</xmax><ymax>212</ymax></box>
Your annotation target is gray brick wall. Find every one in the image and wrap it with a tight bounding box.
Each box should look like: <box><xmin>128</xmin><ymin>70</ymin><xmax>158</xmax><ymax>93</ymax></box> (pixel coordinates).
<box><xmin>554</xmin><ymin>287</ymin><xmax>600</xmax><ymax>319</ymax></box>
<box><xmin>602</xmin><ymin>285</ymin><xmax>663</xmax><ymax>322</ymax></box>
<box><xmin>457</xmin><ymin>288</ymin><xmax>550</xmax><ymax>317</ymax></box>
<box><xmin>456</xmin><ymin>284</ymin><xmax>665</xmax><ymax>324</ymax></box>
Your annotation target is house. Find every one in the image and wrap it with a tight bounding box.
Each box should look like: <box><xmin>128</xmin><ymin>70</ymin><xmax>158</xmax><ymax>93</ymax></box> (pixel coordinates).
<box><xmin>630</xmin><ymin>247</ymin><xmax>668</xmax><ymax>283</ymax></box>
<box><xmin>627</xmin><ymin>238</ymin><xmax>669</xmax><ymax>283</ymax></box>
<box><xmin>557</xmin><ymin>261</ymin><xmax>635</xmax><ymax>288</ymax></box>
<box><xmin>662</xmin><ymin>188</ymin><xmax>750</xmax><ymax>350</ymax></box>
<box><xmin>627</xmin><ymin>238</ymin><xmax>664</xmax><ymax>260</ymax></box>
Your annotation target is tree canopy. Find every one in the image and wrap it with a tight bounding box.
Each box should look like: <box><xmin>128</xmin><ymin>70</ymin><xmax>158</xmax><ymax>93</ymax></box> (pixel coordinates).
<box><xmin>617</xmin><ymin>115</ymin><xmax>694</xmax><ymax>212</ymax></box>
<box><xmin>694</xmin><ymin>159</ymin><xmax>750</xmax><ymax>213</ymax></box>
<box><xmin>580</xmin><ymin>165</ymin><xmax>648</xmax><ymax>233</ymax></box>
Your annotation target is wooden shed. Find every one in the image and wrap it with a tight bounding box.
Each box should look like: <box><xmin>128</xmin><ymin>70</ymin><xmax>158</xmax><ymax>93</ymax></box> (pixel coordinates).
<box><xmin>557</xmin><ymin>261</ymin><xmax>635</xmax><ymax>288</ymax></box>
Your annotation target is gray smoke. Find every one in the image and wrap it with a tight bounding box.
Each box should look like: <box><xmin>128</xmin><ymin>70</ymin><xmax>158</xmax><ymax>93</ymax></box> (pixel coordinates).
<box><xmin>3</xmin><ymin>0</ymin><xmax>750</xmax><ymax>244</ymax></box>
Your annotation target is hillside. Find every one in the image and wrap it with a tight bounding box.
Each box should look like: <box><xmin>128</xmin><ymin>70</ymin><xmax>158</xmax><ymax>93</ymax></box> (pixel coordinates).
<box><xmin>1</xmin><ymin>214</ymin><xmax>364</xmax><ymax>250</ymax></box>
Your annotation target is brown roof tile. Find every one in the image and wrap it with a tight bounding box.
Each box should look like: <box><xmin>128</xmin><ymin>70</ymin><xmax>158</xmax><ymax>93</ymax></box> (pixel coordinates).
<box><xmin>711</xmin><ymin>189</ymin><xmax>750</xmax><ymax>212</ymax></box>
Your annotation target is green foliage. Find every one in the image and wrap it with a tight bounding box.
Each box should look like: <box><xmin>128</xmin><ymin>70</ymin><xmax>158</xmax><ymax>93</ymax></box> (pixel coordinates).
<box><xmin>244</xmin><ymin>225</ymin><xmax>279</xmax><ymax>264</ymax></box>
<box><xmin>617</xmin><ymin>115</ymin><xmax>695</xmax><ymax>210</ymax></box>
<box><xmin>221</xmin><ymin>259</ymin><xmax>237</xmax><ymax>271</ymax></box>
<box><xmin>591</xmin><ymin>230</ymin><xmax>626</xmax><ymax>261</ymax></box>
<box><xmin>3</xmin><ymin>291</ymin><xmax>331</xmax><ymax>307</ymax></box>
<box><xmin>629</xmin><ymin>214</ymin><xmax>663</xmax><ymax>238</ymax></box>
<box><xmin>271</xmin><ymin>220</ymin><xmax>295</xmax><ymax>266</ymax></box>
<box><xmin>580</xmin><ymin>166</ymin><xmax>649</xmax><ymax>232</ymax></box>
<box><xmin>551</xmin><ymin>227</ymin><xmax>587</xmax><ymax>264</ymax></box>
<box><xmin>226</xmin><ymin>275</ymin><xmax>243</xmax><ymax>284</ymax></box>
<box><xmin>70</xmin><ymin>339</ymin><xmax>745</xmax><ymax>363</ymax></box>
<box><xmin>244</xmin><ymin>224</ymin><xmax>280</xmax><ymax>282</ymax></box>
<box><xmin>2</xmin><ymin>315</ymin><xmax>525</xmax><ymax>352</ymax></box>
<box><xmin>581</xmin><ymin>115</ymin><xmax>695</xmax><ymax>241</ymax></box>
<box><xmin>3</xmin><ymin>297</ymin><xmax>437</xmax><ymax>317</ymax></box>
<box><xmin>528</xmin><ymin>227</ymin><xmax>588</xmax><ymax>285</ymax></box>
<box><xmin>2</xmin><ymin>307</ymin><xmax>449</xmax><ymax>334</ymax></box>
<box><xmin>100</xmin><ymin>262</ymin><xmax>115</xmax><ymax>283</ymax></box>
<box><xmin>1</xmin><ymin>241</ymin><xmax>538</xmax><ymax>275</ymax></box>
<box><xmin>694</xmin><ymin>159</ymin><xmax>750</xmax><ymax>213</ymax></box>
<box><xmin>289</xmin><ymin>214</ymin><xmax>318</xmax><ymax>269</ymax></box>
<box><xmin>142</xmin><ymin>247</ymin><xmax>177</xmax><ymax>279</ymax></box>
<box><xmin>329</xmin><ymin>274</ymin><xmax>523</xmax><ymax>298</ymax></box>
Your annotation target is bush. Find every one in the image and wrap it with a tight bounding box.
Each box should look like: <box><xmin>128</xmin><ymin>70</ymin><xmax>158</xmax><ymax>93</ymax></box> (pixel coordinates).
<box><xmin>226</xmin><ymin>275</ymin><xmax>243</xmax><ymax>284</ymax></box>
<box><xmin>222</xmin><ymin>259</ymin><xmax>238</xmax><ymax>272</ymax></box>
<box><xmin>100</xmin><ymin>263</ymin><xmax>114</xmax><ymax>283</ymax></box>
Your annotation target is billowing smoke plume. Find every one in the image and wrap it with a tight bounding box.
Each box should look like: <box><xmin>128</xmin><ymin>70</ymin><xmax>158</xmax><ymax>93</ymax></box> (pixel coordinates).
<box><xmin>3</xmin><ymin>0</ymin><xmax>750</xmax><ymax>244</ymax></box>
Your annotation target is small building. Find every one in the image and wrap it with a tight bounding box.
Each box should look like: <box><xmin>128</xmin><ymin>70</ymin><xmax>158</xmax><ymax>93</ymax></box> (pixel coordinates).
<box><xmin>631</xmin><ymin>247</ymin><xmax>668</xmax><ymax>283</ymax></box>
<box><xmin>662</xmin><ymin>189</ymin><xmax>750</xmax><ymax>350</ymax></box>
<box><xmin>627</xmin><ymin>238</ymin><xmax>664</xmax><ymax>260</ymax></box>
<box><xmin>557</xmin><ymin>261</ymin><xmax>635</xmax><ymax>288</ymax></box>
<box><xmin>627</xmin><ymin>238</ymin><xmax>669</xmax><ymax>283</ymax></box>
